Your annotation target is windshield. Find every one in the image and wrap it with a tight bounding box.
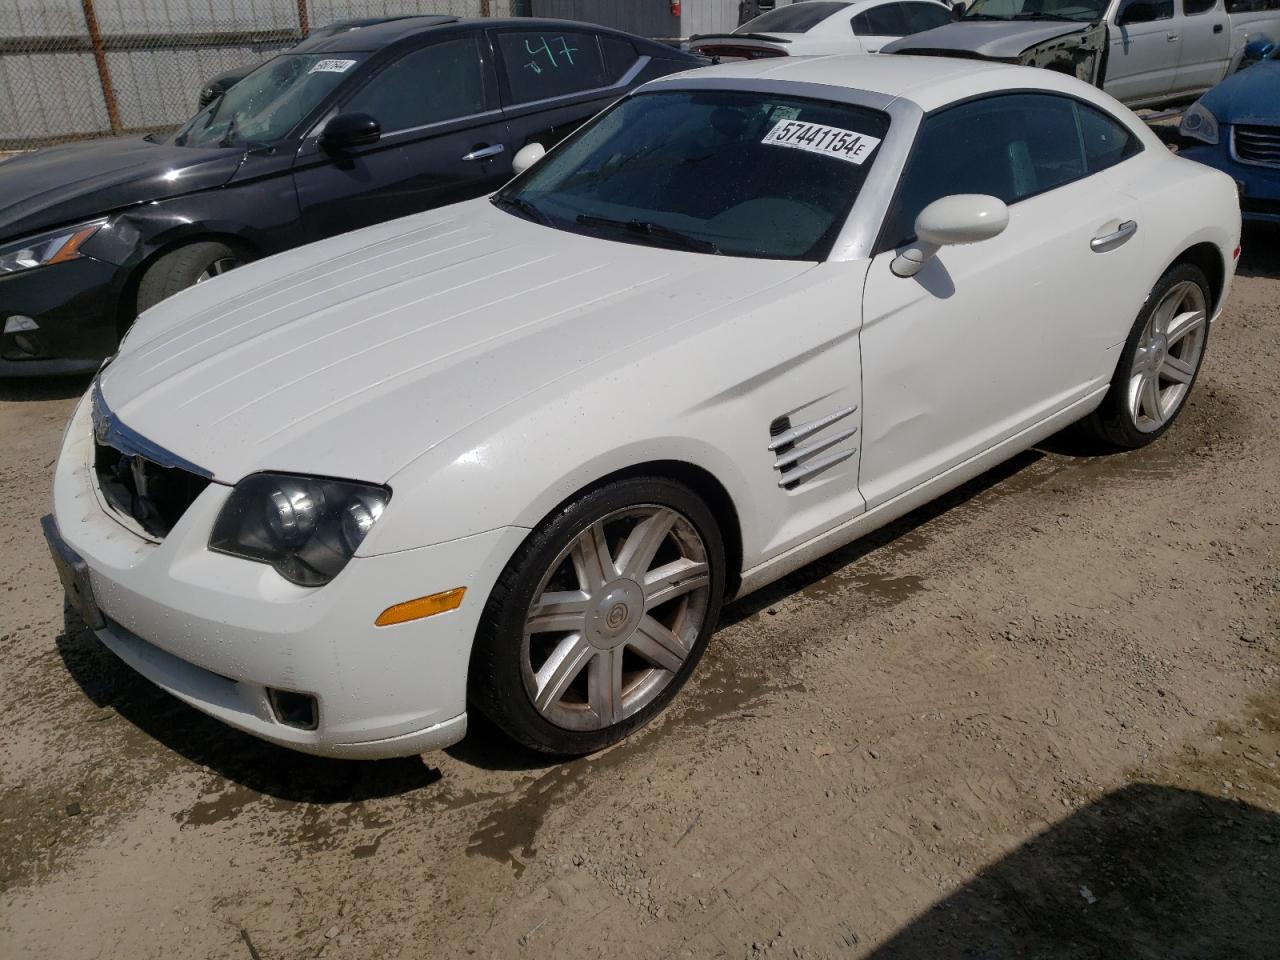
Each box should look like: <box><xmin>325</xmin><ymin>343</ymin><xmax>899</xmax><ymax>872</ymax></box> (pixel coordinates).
<box><xmin>172</xmin><ymin>52</ymin><xmax>369</xmax><ymax>148</ymax></box>
<box><xmin>963</xmin><ymin>0</ymin><xmax>1106</xmax><ymax>21</ymax></box>
<box><xmin>496</xmin><ymin>90</ymin><xmax>889</xmax><ymax>261</ymax></box>
<box><xmin>739</xmin><ymin>1</ymin><xmax>851</xmax><ymax>33</ymax></box>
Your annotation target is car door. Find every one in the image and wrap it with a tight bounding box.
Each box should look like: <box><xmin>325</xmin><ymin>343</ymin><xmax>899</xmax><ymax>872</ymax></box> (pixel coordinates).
<box><xmin>1173</xmin><ymin>0</ymin><xmax>1232</xmax><ymax>94</ymax></box>
<box><xmin>858</xmin><ymin>94</ymin><xmax>1148</xmax><ymax>508</ymax></box>
<box><xmin>490</xmin><ymin>27</ymin><xmax>646</xmax><ymax>155</ymax></box>
<box><xmin>292</xmin><ymin>31</ymin><xmax>510</xmax><ymax>241</ymax></box>
<box><xmin>1105</xmin><ymin>0</ymin><xmax>1181</xmax><ymax>104</ymax></box>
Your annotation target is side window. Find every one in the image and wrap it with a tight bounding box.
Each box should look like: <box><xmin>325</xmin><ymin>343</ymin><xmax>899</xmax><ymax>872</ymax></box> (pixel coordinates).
<box><xmin>880</xmin><ymin>94</ymin><xmax>1087</xmax><ymax>250</ymax></box>
<box><xmin>903</xmin><ymin>2</ymin><xmax>954</xmax><ymax>31</ymax></box>
<box><xmin>1117</xmin><ymin>0</ymin><xmax>1175</xmax><ymax>24</ymax></box>
<box><xmin>1184</xmin><ymin>0</ymin><xmax>1217</xmax><ymax>13</ymax></box>
<box><xmin>1077</xmin><ymin>103</ymin><xmax>1141</xmax><ymax>173</ymax></box>
<box><xmin>346</xmin><ymin>37</ymin><xmax>485</xmax><ymax>133</ymax></box>
<box><xmin>600</xmin><ymin>36</ymin><xmax>640</xmax><ymax>83</ymax></box>
<box><xmin>497</xmin><ymin>31</ymin><xmax>609</xmax><ymax>104</ymax></box>
<box><xmin>852</xmin><ymin>4</ymin><xmax>910</xmax><ymax>35</ymax></box>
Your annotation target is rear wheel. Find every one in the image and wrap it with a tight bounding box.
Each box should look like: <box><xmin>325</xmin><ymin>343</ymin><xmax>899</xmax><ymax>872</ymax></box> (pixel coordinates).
<box><xmin>135</xmin><ymin>241</ymin><xmax>244</xmax><ymax>316</ymax></box>
<box><xmin>1079</xmin><ymin>263</ymin><xmax>1210</xmax><ymax>449</ymax></box>
<box><xmin>470</xmin><ymin>477</ymin><xmax>726</xmax><ymax>755</ymax></box>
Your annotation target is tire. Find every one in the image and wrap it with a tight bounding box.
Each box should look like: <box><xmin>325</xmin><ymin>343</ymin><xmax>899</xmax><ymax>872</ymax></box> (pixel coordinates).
<box><xmin>135</xmin><ymin>241</ymin><xmax>243</xmax><ymax>316</ymax></box>
<box><xmin>470</xmin><ymin>476</ymin><xmax>727</xmax><ymax>755</ymax></box>
<box><xmin>1078</xmin><ymin>262</ymin><xmax>1211</xmax><ymax>450</ymax></box>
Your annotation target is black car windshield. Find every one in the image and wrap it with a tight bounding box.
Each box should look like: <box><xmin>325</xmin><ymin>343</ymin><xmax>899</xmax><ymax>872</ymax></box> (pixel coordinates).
<box><xmin>495</xmin><ymin>90</ymin><xmax>890</xmax><ymax>261</ymax></box>
<box><xmin>963</xmin><ymin>0</ymin><xmax>1107</xmax><ymax>21</ymax></box>
<box><xmin>173</xmin><ymin>52</ymin><xmax>370</xmax><ymax>147</ymax></box>
<box><xmin>739</xmin><ymin>1</ymin><xmax>851</xmax><ymax>33</ymax></box>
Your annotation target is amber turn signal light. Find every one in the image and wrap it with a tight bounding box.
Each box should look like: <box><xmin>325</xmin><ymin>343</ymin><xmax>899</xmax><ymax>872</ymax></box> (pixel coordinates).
<box><xmin>375</xmin><ymin>587</ymin><xmax>466</xmax><ymax>627</ymax></box>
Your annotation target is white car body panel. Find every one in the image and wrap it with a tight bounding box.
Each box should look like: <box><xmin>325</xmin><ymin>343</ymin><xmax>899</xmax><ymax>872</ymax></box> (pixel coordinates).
<box><xmin>50</xmin><ymin>56</ymin><xmax>1241</xmax><ymax>757</ymax></box>
<box><xmin>691</xmin><ymin>0</ymin><xmax>952</xmax><ymax>56</ymax></box>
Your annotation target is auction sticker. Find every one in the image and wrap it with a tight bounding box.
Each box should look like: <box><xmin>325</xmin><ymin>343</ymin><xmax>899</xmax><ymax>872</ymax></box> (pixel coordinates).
<box><xmin>309</xmin><ymin>59</ymin><xmax>357</xmax><ymax>74</ymax></box>
<box><xmin>762</xmin><ymin>119</ymin><xmax>881</xmax><ymax>165</ymax></box>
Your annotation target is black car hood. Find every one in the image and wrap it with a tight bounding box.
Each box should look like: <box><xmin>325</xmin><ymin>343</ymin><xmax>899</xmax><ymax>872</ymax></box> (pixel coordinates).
<box><xmin>0</xmin><ymin>137</ymin><xmax>244</xmax><ymax>243</ymax></box>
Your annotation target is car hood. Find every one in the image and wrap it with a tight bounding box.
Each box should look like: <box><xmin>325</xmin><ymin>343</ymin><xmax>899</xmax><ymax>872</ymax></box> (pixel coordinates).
<box><xmin>1200</xmin><ymin>61</ymin><xmax>1280</xmax><ymax>125</ymax></box>
<box><xmin>0</xmin><ymin>137</ymin><xmax>243</xmax><ymax>243</ymax></box>
<box><xmin>882</xmin><ymin>20</ymin><xmax>1088</xmax><ymax>58</ymax></box>
<box><xmin>98</xmin><ymin>199</ymin><xmax>814</xmax><ymax>485</ymax></box>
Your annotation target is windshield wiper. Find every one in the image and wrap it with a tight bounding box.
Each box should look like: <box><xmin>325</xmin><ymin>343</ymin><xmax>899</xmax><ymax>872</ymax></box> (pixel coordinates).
<box><xmin>575</xmin><ymin>214</ymin><xmax>719</xmax><ymax>254</ymax></box>
<box><xmin>961</xmin><ymin>13</ymin><xmax>1013</xmax><ymax>20</ymax></box>
<box><xmin>491</xmin><ymin>194</ymin><xmax>552</xmax><ymax>225</ymax></box>
<box><xmin>219</xmin><ymin>113</ymin><xmax>240</xmax><ymax>148</ymax></box>
<box><xmin>1011</xmin><ymin>12</ymin><xmax>1081</xmax><ymax>20</ymax></box>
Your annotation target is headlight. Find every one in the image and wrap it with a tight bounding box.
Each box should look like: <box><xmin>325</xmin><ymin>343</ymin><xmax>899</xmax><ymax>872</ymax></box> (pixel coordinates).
<box><xmin>210</xmin><ymin>473</ymin><xmax>390</xmax><ymax>587</ymax></box>
<box><xmin>0</xmin><ymin>219</ymin><xmax>107</xmax><ymax>275</ymax></box>
<box><xmin>1180</xmin><ymin>102</ymin><xmax>1219</xmax><ymax>145</ymax></box>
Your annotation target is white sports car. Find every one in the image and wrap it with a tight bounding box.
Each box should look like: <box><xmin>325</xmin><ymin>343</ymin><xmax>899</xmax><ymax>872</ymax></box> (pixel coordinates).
<box><xmin>46</xmin><ymin>55</ymin><xmax>1240</xmax><ymax>759</ymax></box>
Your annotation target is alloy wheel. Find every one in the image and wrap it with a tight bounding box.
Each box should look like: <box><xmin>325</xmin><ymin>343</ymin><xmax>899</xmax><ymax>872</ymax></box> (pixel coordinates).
<box><xmin>1127</xmin><ymin>280</ymin><xmax>1207</xmax><ymax>433</ymax></box>
<box><xmin>520</xmin><ymin>505</ymin><xmax>712</xmax><ymax>731</ymax></box>
<box><xmin>195</xmin><ymin>257</ymin><xmax>241</xmax><ymax>283</ymax></box>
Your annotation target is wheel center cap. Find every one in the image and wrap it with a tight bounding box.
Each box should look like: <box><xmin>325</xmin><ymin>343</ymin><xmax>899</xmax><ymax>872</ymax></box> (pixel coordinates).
<box><xmin>587</xmin><ymin>579</ymin><xmax>645</xmax><ymax>649</ymax></box>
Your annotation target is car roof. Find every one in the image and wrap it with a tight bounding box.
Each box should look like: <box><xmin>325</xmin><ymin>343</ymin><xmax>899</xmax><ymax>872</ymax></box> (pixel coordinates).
<box><xmin>300</xmin><ymin>16</ymin><xmax>668</xmax><ymax>53</ymax></box>
<box><xmin>650</xmin><ymin>53</ymin><xmax>1122</xmax><ymax>114</ymax></box>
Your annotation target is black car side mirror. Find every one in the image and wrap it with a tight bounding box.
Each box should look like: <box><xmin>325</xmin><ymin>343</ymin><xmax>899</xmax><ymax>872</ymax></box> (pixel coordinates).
<box><xmin>951</xmin><ymin>1</ymin><xmax>967</xmax><ymax>18</ymax></box>
<box><xmin>321</xmin><ymin>113</ymin><xmax>381</xmax><ymax>152</ymax></box>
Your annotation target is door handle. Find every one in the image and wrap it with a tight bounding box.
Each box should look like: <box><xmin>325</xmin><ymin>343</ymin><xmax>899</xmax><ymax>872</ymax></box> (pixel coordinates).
<box><xmin>461</xmin><ymin>143</ymin><xmax>505</xmax><ymax>161</ymax></box>
<box><xmin>1091</xmin><ymin>220</ymin><xmax>1138</xmax><ymax>252</ymax></box>
<box><xmin>1213</xmin><ymin>22</ymin><xmax>1223</xmax><ymax>32</ymax></box>
<box><xmin>1167</xmin><ymin>32</ymin><xmax>1179</xmax><ymax>41</ymax></box>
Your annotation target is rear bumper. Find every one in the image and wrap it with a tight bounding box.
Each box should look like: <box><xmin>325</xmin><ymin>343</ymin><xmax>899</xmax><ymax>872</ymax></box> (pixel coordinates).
<box><xmin>0</xmin><ymin>256</ymin><xmax>123</xmax><ymax>373</ymax></box>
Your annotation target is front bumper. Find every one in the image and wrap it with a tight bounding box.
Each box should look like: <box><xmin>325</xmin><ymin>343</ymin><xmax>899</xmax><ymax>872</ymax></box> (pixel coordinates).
<box><xmin>50</xmin><ymin>393</ymin><xmax>528</xmax><ymax>759</ymax></box>
<box><xmin>0</xmin><ymin>256</ymin><xmax>123</xmax><ymax>375</ymax></box>
<box><xmin>1180</xmin><ymin>142</ymin><xmax>1280</xmax><ymax>224</ymax></box>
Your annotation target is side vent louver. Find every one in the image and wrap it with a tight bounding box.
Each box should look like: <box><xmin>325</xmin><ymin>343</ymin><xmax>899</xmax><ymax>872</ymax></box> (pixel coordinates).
<box><xmin>768</xmin><ymin>405</ymin><xmax>858</xmax><ymax>490</ymax></box>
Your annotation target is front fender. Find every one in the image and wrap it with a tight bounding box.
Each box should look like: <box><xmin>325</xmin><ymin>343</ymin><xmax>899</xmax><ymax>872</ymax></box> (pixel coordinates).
<box><xmin>1021</xmin><ymin>21</ymin><xmax>1107</xmax><ymax>85</ymax></box>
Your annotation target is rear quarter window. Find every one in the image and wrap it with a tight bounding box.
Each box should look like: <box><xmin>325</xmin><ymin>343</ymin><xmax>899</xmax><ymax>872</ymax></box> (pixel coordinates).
<box><xmin>497</xmin><ymin>31</ymin><xmax>609</xmax><ymax>104</ymax></box>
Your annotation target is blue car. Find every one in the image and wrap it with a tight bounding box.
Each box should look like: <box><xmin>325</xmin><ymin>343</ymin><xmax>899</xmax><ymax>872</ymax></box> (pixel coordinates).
<box><xmin>1179</xmin><ymin>44</ymin><xmax>1280</xmax><ymax>225</ymax></box>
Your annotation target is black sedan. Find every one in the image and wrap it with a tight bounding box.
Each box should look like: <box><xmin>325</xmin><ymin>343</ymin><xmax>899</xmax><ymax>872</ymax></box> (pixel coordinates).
<box><xmin>0</xmin><ymin>16</ymin><xmax>704</xmax><ymax>375</ymax></box>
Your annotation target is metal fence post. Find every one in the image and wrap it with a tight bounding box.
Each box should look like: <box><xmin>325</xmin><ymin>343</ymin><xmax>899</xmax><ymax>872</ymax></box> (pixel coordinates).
<box><xmin>80</xmin><ymin>0</ymin><xmax>122</xmax><ymax>135</ymax></box>
<box><xmin>481</xmin><ymin>0</ymin><xmax>492</xmax><ymax>16</ymax></box>
<box><xmin>296</xmin><ymin>0</ymin><xmax>310</xmax><ymax>37</ymax></box>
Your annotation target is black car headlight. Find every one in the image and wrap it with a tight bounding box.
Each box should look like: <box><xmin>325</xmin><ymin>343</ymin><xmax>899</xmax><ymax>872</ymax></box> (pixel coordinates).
<box><xmin>0</xmin><ymin>219</ymin><xmax>107</xmax><ymax>275</ymax></box>
<box><xmin>210</xmin><ymin>473</ymin><xmax>390</xmax><ymax>587</ymax></box>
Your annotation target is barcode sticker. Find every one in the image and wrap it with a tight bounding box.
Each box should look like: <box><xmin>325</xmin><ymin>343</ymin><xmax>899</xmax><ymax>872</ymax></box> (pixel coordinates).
<box><xmin>309</xmin><ymin>59</ymin><xmax>357</xmax><ymax>74</ymax></box>
<box><xmin>761</xmin><ymin>119</ymin><xmax>882</xmax><ymax>165</ymax></box>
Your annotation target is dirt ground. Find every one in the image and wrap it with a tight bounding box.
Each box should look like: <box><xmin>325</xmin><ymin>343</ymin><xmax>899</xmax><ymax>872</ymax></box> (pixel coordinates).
<box><xmin>2</xmin><ymin>228</ymin><xmax>1278</xmax><ymax>960</ymax></box>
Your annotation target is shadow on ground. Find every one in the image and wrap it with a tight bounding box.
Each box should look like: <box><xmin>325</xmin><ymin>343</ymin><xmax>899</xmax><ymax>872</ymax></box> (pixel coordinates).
<box><xmin>1238</xmin><ymin>223</ymin><xmax>1279</xmax><ymax>281</ymax></box>
<box><xmin>870</xmin><ymin>784</ymin><xmax>1280</xmax><ymax>960</ymax></box>
<box><xmin>0</xmin><ymin>373</ymin><xmax>92</xmax><ymax>402</ymax></box>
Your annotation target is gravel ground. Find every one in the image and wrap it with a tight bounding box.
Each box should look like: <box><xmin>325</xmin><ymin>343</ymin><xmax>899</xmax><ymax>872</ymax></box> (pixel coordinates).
<box><xmin>1</xmin><ymin>227</ymin><xmax>1278</xmax><ymax>960</ymax></box>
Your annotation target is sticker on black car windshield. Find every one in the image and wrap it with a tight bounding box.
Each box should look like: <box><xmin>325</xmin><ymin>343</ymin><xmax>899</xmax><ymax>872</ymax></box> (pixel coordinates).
<box><xmin>309</xmin><ymin>59</ymin><xmax>357</xmax><ymax>74</ymax></box>
<box><xmin>762</xmin><ymin>119</ymin><xmax>882</xmax><ymax>165</ymax></box>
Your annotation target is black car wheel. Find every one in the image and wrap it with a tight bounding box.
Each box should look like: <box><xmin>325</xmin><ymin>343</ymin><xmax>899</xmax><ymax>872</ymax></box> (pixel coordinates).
<box><xmin>135</xmin><ymin>241</ymin><xmax>244</xmax><ymax>317</ymax></box>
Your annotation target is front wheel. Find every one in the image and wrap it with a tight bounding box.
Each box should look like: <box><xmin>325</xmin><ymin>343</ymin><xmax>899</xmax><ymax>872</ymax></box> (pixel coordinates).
<box><xmin>470</xmin><ymin>477</ymin><xmax>726</xmax><ymax>755</ymax></box>
<box><xmin>1079</xmin><ymin>263</ymin><xmax>1211</xmax><ymax>449</ymax></box>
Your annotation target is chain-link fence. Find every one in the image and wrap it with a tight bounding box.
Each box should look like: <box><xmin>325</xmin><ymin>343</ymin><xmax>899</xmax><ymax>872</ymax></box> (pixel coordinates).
<box><xmin>0</xmin><ymin>1</ymin><xmax>523</xmax><ymax>149</ymax></box>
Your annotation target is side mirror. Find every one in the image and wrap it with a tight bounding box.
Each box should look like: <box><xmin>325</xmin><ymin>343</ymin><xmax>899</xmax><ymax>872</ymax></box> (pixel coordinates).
<box><xmin>321</xmin><ymin>112</ymin><xmax>381</xmax><ymax>152</ymax></box>
<box><xmin>951</xmin><ymin>1</ymin><xmax>967</xmax><ymax>18</ymax></box>
<box><xmin>891</xmin><ymin>194</ymin><xmax>1009</xmax><ymax>278</ymax></box>
<box><xmin>512</xmin><ymin>142</ymin><xmax>546</xmax><ymax>176</ymax></box>
<box><xmin>1118</xmin><ymin>0</ymin><xmax>1157</xmax><ymax>25</ymax></box>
